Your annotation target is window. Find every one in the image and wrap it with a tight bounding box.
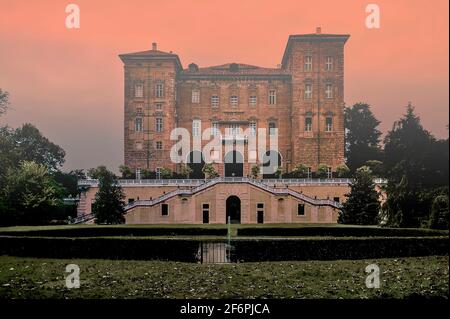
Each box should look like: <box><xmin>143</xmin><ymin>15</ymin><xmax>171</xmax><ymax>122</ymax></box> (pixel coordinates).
<box><xmin>333</xmin><ymin>197</ymin><xmax>340</xmax><ymax>203</ymax></box>
<box><xmin>249</xmin><ymin>122</ymin><xmax>257</xmax><ymax>136</ymax></box>
<box><xmin>136</xmin><ymin>107</ymin><xmax>143</xmax><ymax>115</ymax></box>
<box><xmin>304</xmin><ymin>56</ymin><xmax>312</xmax><ymax>71</ymax></box>
<box><xmin>192</xmin><ymin>89</ymin><xmax>200</xmax><ymax>103</ymax></box>
<box><xmin>304</xmin><ymin>84</ymin><xmax>312</xmax><ymax>99</ymax></box>
<box><xmin>326</xmin><ymin>56</ymin><xmax>333</xmax><ymax>71</ymax></box>
<box><xmin>269</xmin><ymin>90</ymin><xmax>276</xmax><ymax>105</ymax></box>
<box><xmin>326</xmin><ymin>117</ymin><xmax>333</xmax><ymax>132</ymax></box>
<box><xmin>155</xmin><ymin>103</ymin><xmax>163</xmax><ymax>110</ymax></box>
<box><xmin>249</xmin><ymin>95</ymin><xmax>257</xmax><ymax>107</ymax></box>
<box><xmin>161</xmin><ymin>203</ymin><xmax>169</xmax><ymax>216</ymax></box>
<box><xmin>306</xmin><ymin>167</ymin><xmax>312</xmax><ymax>179</ymax></box>
<box><xmin>135</xmin><ymin>168</ymin><xmax>141</xmax><ymax>180</ymax></box>
<box><xmin>135</xmin><ymin>118</ymin><xmax>143</xmax><ymax>132</ymax></box>
<box><xmin>156</xmin><ymin>117</ymin><xmax>163</xmax><ymax>132</ymax></box>
<box><xmin>230</xmin><ymin>95</ymin><xmax>238</xmax><ymax>107</ymax></box>
<box><xmin>327</xmin><ymin>167</ymin><xmax>333</xmax><ymax>179</ymax></box>
<box><xmin>228</xmin><ymin>124</ymin><xmax>240</xmax><ymax>136</ymax></box>
<box><xmin>305</xmin><ymin>117</ymin><xmax>312</xmax><ymax>132</ymax></box>
<box><xmin>202</xmin><ymin>203</ymin><xmax>210</xmax><ymax>224</ymax></box>
<box><xmin>325</xmin><ymin>84</ymin><xmax>333</xmax><ymax>99</ymax></box>
<box><xmin>298</xmin><ymin>204</ymin><xmax>305</xmax><ymax>216</ymax></box>
<box><xmin>128</xmin><ymin>198</ymin><xmax>135</xmax><ymax>204</ymax></box>
<box><xmin>156</xmin><ymin>141</ymin><xmax>162</xmax><ymax>150</ymax></box>
<box><xmin>155</xmin><ymin>83</ymin><xmax>164</xmax><ymax>98</ymax></box>
<box><xmin>192</xmin><ymin>120</ymin><xmax>201</xmax><ymax>137</ymax></box>
<box><xmin>212</xmin><ymin>121</ymin><xmax>220</xmax><ymax>136</ymax></box>
<box><xmin>211</xmin><ymin>95</ymin><xmax>219</xmax><ymax>108</ymax></box>
<box><xmin>269</xmin><ymin>122</ymin><xmax>276</xmax><ymax>136</ymax></box>
<box><xmin>134</xmin><ymin>84</ymin><xmax>144</xmax><ymax>98</ymax></box>
<box><xmin>257</xmin><ymin>203</ymin><xmax>264</xmax><ymax>224</ymax></box>
<box><xmin>257</xmin><ymin>203</ymin><xmax>264</xmax><ymax>209</ymax></box>
<box><xmin>156</xmin><ymin>167</ymin><xmax>162</xmax><ymax>179</ymax></box>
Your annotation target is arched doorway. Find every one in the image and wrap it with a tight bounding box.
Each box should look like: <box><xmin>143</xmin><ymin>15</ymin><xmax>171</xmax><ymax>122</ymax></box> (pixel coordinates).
<box><xmin>224</xmin><ymin>151</ymin><xmax>243</xmax><ymax>177</ymax></box>
<box><xmin>226</xmin><ymin>195</ymin><xmax>241</xmax><ymax>224</ymax></box>
<box><xmin>187</xmin><ymin>151</ymin><xmax>205</xmax><ymax>179</ymax></box>
<box><xmin>262</xmin><ymin>150</ymin><xmax>282</xmax><ymax>179</ymax></box>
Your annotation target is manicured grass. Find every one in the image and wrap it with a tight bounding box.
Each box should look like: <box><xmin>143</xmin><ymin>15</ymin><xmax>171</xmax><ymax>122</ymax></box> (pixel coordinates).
<box><xmin>0</xmin><ymin>256</ymin><xmax>447</xmax><ymax>299</ymax></box>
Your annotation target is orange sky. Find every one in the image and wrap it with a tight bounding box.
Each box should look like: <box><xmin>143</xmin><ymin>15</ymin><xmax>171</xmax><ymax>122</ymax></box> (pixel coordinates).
<box><xmin>0</xmin><ymin>0</ymin><xmax>448</xmax><ymax>171</ymax></box>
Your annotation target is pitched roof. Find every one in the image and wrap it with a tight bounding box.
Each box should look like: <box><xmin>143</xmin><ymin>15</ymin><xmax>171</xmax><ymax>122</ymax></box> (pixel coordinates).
<box><xmin>118</xmin><ymin>49</ymin><xmax>182</xmax><ymax>69</ymax></box>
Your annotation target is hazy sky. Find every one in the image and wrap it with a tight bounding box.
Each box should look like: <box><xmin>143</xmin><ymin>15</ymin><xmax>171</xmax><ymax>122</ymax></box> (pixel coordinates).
<box><xmin>0</xmin><ymin>0</ymin><xmax>448</xmax><ymax>172</ymax></box>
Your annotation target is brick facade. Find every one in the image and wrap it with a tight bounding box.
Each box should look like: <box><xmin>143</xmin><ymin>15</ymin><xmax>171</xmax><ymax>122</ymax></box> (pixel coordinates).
<box><xmin>119</xmin><ymin>31</ymin><xmax>350</xmax><ymax>177</ymax></box>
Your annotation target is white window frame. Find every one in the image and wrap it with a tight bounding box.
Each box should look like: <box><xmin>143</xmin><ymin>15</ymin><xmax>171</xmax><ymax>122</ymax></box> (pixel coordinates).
<box><xmin>269</xmin><ymin>122</ymin><xmax>276</xmax><ymax>136</ymax></box>
<box><xmin>134</xmin><ymin>84</ymin><xmax>144</xmax><ymax>98</ymax></box>
<box><xmin>325</xmin><ymin>117</ymin><xmax>333</xmax><ymax>132</ymax></box>
<box><xmin>326</xmin><ymin>56</ymin><xmax>333</xmax><ymax>71</ymax></box>
<box><xmin>135</xmin><ymin>117</ymin><xmax>143</xmax><ymax>132</ymax></box>
<box><xmin>230</xmin><ymin>95</ymin><xmax>238</xmax><ymax>107</ymax></box>
<box><xmin>304</xmin><ymin>56</ymin><xmax>312</xmax><ymax>71</ymax></box>
<box><xmin>325</xmin><ymin>84</ymin><xmax>333</xmax><ymax>99</ymax></box>
<box><xmin>155</xmin><ymin>103</ymin><xmax>163</xmax><ymax>110</ymax></box>
<box><xmin>192</xmin><ymin>89</ymin><xmax>200</xmax><ymax>103</ymax></box>
<box><xmin>212</xmin><ymin>121</ymin><xmax>220</xmax><ymax>136</ymax></box>
<box><xmin>249</xmin><ymin>122</ymin><xmax>257</xmax><ymax>136</ymax></box>
<box><xmin>249</xmin><ymin>95</ymin><xmax>257</xmax><ymax>107</ymax></box>
<box><xmin>304</xmin><ymin>84</ymin><xmax>312</xmax><ymax>99</ymax></box>
<box><xmin>228</xmin><ymin>124</ymin><xmax>240</xmax><ymax>136</ymax></box>
<box><xmin>305</xmin><ymin>117</ymin><xmax>312</xmax><ymax>132</ymax></box>
<box><xmin>306</xmin><ymin>167</ymin><xmax>312</xmax><ymax>179</ymax></box>
<box><xmin>326</xmin><ymin>167</ymin><xmax>333</xmax><ymax>179</ymax></box>
<box><xmin>155</xmin><ymin>83</ymin><xmax>164</xmax><ymax>98</ymax></box>
<box><xmin>211</xmin><ymin>95</ymin><xmax>219</xmax><ymax>108</ymax></box>
<box><xmin>155</xmin><ymin>117</ymin><xmax>163</xmax><ymax>132</ymax></box>
<box><xmin>156</xmin><ymin>141</ymin><xmax>163</xmax><ymax>150</ymax></box>
<box><xmin>135</xmin><ymin>169</ymin><xmax>141</xmax><ymax>180</ymax></box>
<box><xmin>192</xmin><ymin>119</ymin><xmax>201</xmax><ymax>137</ymax></box>
<box><xmin>269</xmin><ymin>90</ymin><xmax>276</xmax><ymax>105</ymax></box>
<box><xmin>156</xmin><ymin>167</ymin><xmax>162</xmax><ymax>179</ymax></box>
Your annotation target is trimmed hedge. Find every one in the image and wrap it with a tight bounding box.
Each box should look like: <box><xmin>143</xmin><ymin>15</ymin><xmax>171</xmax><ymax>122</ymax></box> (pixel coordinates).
<box><xmin>0</xmin><ymin>236</ymin><xmax>447</xmax><ymax>262</ymax></box>
<box><xmin>237</xmin><ymin>226</ymin><xmax>448</xmax><ymax>237</ymax></box>
<box><xmin>231</xmin><ymin>237</ymin><xmax>449</xmax><ymax>262</ymax></box>
<box><xmin>0</xmin><ymin>226</ymin><xmax>227</xmax><ymax>237</ymax></box>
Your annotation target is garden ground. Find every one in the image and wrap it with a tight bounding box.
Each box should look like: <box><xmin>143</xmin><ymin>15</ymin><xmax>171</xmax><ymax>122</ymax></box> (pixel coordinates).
<box><xmin>0</xmin><ymin>255</ymin><xmax>448</xmax><ymax>299</ymax></box>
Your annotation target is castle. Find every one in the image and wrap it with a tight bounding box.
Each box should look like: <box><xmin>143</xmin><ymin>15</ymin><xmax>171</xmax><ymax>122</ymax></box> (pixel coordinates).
<box><xmin>76</xmin><ymin>29</ymin><xmax>351</xmax><ymax>224</ymax></box>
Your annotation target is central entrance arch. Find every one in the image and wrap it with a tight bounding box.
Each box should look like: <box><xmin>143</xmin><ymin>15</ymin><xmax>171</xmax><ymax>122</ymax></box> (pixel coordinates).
<box><xmin>224</xmin><ymin>151</ymin><xmax>243</xmax><ymax>177</ymax></box>
<box><xmin>226</xmin><ymin>195</ymin><xmax>241</xmax><ymax>224</ymax></box>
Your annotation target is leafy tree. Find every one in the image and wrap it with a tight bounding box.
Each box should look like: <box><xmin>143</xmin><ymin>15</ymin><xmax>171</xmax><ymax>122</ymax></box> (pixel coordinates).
<box><xmin>119</xmin><ymin>165</ymin><xmax>135</xmax><ymax>179</ymax></box>
<box><xmin>316</xmin><ymin>164</ymin><xmax>329</xmax><ymax>179</ymax></box>
<box><xmin>0</xmin><ymin>88</ymin><xmax>9</xmax><ymax>116</ymax></box>
<box><xmin>92</xmin><ymin>166</ymin><xmax>125</xmax><ymax>224</ymax></box>
<box><xmin>0</xmin><ymin>161</ymin><xmax>65</xmax><ymax>225</ymax></box>
<box><xmin>339</xmin><ymin>166</ymin><xmax>380</xmax><ymax>225</ymax></box>
<box><xmin>365</xmin><ymin>160</ymin><xmax>384</xmax><ymax>178</ymax></box>
<box><xmin>345</xmin><ymin>103</ymin><xmax>383</xmax><ymax>172</ymax></box>
<box><xmin>292</xmin><ymin>163</ymin><xmax>308</xmax><ymax>178</ymax></box>
<box><xmin>160</xmin><ymin>167</ymin><xmax>173</xmax><ymax>179</ymax></box>
<box><xmin>250</xmin><ymin>165</ymin><xmax>260</xmax><ymax>179</ymax></box>
<box><xmin>12</xmin><ymin>124</ymin><xmax>66</xmax><ymax>172</ymax></box>
<box><xmin>202</xmin><ymin>163</ymin><xmax>219</xmax><ymax>179</ymax></box>
<box><xmin>428</xmin><ymin>195</ymin><xmax>449</xmax><ymax>230</ymax></box>
<box><xmin>274</xmin><ymin>167</ymin><xmax>283</xmax><ymax>179</ymax></box>
<box><xmin>179</xmin><ymin>163</ymin><xmax>193</xmax><ymax>178</ymax></box>
<box><xmin>87</xmin><ymin>166</ymin><xmax>109</xmax><ymax>179</ymax></box>
<box><xmin>336</xmin><ymin>164</ymin><xmax>350</xmax><ymax>178</ymax></box>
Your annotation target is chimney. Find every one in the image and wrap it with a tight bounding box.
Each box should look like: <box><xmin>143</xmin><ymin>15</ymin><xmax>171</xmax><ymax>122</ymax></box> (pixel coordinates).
<box><xmin>316</xmin><ymin>27</ymin><xmax>322</xmax><ymax>34</ymax></box>
<box><xmin>152</xmin><ymin>42</ymin><xmax>157</xmax><ymax>50</ymax></box>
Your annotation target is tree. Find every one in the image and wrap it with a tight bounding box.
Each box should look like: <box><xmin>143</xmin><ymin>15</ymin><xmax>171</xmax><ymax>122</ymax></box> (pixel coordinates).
<box><xmin>250</xmin><ymin>165</ymin><xmax>260</xmax><ymax>179</ymax></box>
<box><xmin>92</xmin><ymin>166</ymin><xmax>125</xmax><ymax>224</ymax></box>
<box><xmin>160</xmin><ymin>167</ymin><xmax>173</xmax><ymax>179</ymax></box>
<box><xmin>336</xmin><ymin>164</ymin><xmax>350</xmax><ymax>178</ymax></box>
<box><xmin>0</xmin><ymin>161</ymin><xmax>65</xmax><ymax>225</ymax></box>
<box><xmin>338</xmin><ymin>166</ymin><xmax>380</xmax><ymax>225</ymax></box>
<box><xmin>345</xmin><ymin>103</ymin><xmax>382</xmax><ymax>172</ymax></box>
<box><xmin>316</xmin><ymin>164</ymin><xmax>328</xmax><ymax>179</ymax></box>
<box><xmin>0</xmin><ymin>88</ymin><xmax>9</xmax><ymax>116</ymax></box>
<box><xmin>119</xmin><ymin>165</ymin><xmax>135</xmax><ymax>179</ymax></box>
<box><xmin>428</xmin><ymin>195</ymin><xmax>449</xmax><ymax>230</ymax></box>
<box><xmin>12</xmin><ymin>124</ymin><xmax>66</xmax><ymax>172</ymax></box>
<box><xmin>291</xmin><ymin>163</ymin><xmax>309</xmax><ymax>178</ymax></box>
<box><xmin>202</xmin><ymin>163</ymin><xmax>219</xmax><ymax>179</ymax></box>
<box><xmin>179</xmin><ymin>163</ymin><xmax>193</xmax><ymax>178</ymax></box>
<box><xmin>365</xmin><ymin>160</ymin><xmax>384</xmax><ymax>178</ymax></box>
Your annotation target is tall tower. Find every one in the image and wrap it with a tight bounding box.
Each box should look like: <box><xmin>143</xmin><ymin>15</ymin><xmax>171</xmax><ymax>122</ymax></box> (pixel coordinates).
<box><xmin>282</xmin><ymin>28</ymin><xmax>350</xmax><ymax>174</ymax></box>
<box><xmin>119</xmin><ymin>43</ymin><xmax>182</xmax><ymax>173</ymax></box>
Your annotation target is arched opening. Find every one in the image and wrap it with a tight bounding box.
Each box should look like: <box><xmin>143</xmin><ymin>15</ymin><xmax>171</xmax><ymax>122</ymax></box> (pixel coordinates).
<box><xmin>224</xmin><ymin>151</ymin><xmax>243</xmax><ymax>177</ymax></box>
<box><xmin>262</xmin><ymin>150</ymin><xmax>282</xmax><ymax>179</ymax></box>
<box><xmin>226</xmin><ymin>195</ymin><xmax>241</xmax><ymax>224</ymax></box>
<box><xmin>187</xmin><ymin>151</ymin><xmax>205</xmax><ymax>179</ymax></box>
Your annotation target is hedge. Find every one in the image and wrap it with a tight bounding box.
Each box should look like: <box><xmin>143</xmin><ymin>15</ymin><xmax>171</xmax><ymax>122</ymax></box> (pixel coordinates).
<box><xmin>0</xmin><ymin>236</ymin><xmax>447</xmax><ymax>262</ymax></box>
<box><xmin>237</xmin><ymin>226</ymin><xmax>448</xmax><ymax>237</ymax></box>
<box><xmin>0</xmin><ymin>226</ymin><xmax>227</xmax><ymax>238</ymax></box>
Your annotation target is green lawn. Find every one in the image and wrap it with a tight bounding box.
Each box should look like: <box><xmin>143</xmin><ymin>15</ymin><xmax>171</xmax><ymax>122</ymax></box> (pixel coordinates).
<box><xmin>0</xmin><ymin>255</ymin><xmax>447</xmax><ymax>299</ymax></box>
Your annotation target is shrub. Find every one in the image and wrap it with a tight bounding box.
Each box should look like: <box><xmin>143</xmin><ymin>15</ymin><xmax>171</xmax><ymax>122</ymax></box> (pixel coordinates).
<box><xmin>316</xmin><ymin>164</ymin><xmax>329</xmax><ymax>179</ymax></box>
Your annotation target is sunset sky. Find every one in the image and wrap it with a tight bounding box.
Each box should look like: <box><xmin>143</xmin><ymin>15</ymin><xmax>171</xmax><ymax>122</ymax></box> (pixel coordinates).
<box><xmin>0</xmin><ymin>0</ymin><xmax>448</xmax><ymax>172</ymax></box>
